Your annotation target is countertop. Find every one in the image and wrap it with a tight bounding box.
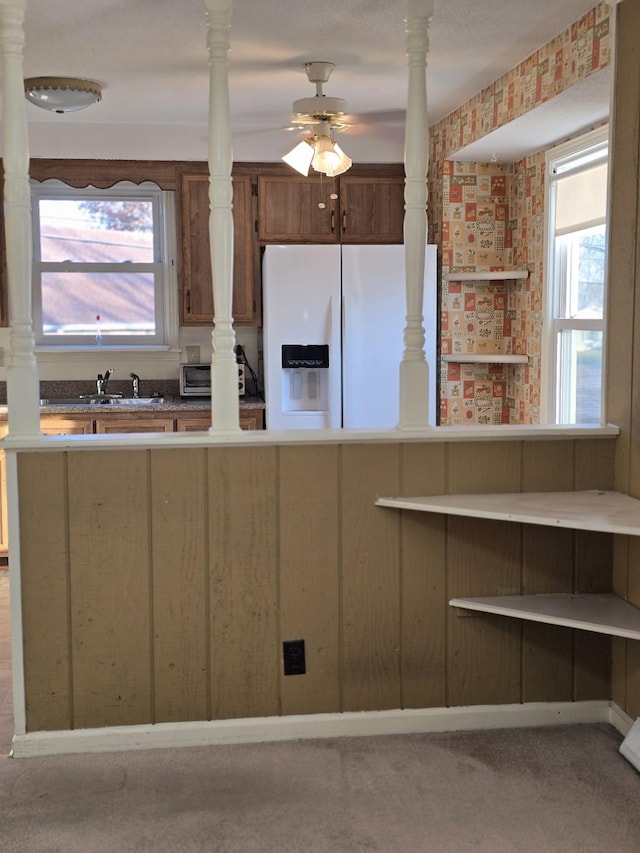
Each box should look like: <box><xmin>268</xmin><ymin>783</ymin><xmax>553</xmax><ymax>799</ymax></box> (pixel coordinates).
<box><xmin>38</xmin><ymin>396</ymin><xmax>265</xmax><ymax>415</ymax></box>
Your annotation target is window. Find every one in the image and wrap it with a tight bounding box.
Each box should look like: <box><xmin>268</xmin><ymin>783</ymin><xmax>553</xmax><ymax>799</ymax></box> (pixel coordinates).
<box><xmin>31</xmin><ymin>181</ymin><xmax>177</xmax><ymax>348</ymax></box>
<box><xmin>543</xmin><ymin>127</ymin><xmax>608</xmax><ymax>424</ymax></box>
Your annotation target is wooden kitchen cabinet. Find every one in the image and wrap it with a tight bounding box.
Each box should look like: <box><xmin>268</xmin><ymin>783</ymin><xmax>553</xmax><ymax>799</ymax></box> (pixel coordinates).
<box><xmin>40</xmin><ymin>416</ymin><xmax>94</xmax><ymax>435</ymax></box>
<box><xmin>257</xmin><ymin>172</ymin><xmax>405</xmax><ymax>244</ymax></box>
<box><xmin>338</xmin><ymin>175</ymin><xmax>405</xmax><ymax>243</ymax></box>
<box><xmin>180</xmin><ymin>173</ymin><xmax>259</xmax><ymax>326</ymax></box>
<box><xmin>176</xmin><ymin>409</ymin><xmax>264</xmax><ymax>431</ymax></box>
<box><xmin>95</xmin><ymin>417</ymin><xmax>175</xmax><ymax>434</ymax></box>
<box><xmin>257</xmin><ymin>175</ymin><xmax>338</xmax><ymax>243</ymax></box>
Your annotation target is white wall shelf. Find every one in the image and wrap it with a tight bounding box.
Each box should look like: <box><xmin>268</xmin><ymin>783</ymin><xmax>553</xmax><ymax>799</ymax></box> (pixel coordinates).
<box><xmin>442</xmin><ymin>354</ymin><xmax>528</xmax><ymax>364</ymax></box>
<box><xmin>374</xmin><ymin>490</ymin><xmax>640</xmax><ymax>536</ymax></box>
<box><xmin>449</xmin><ymin>594</ymin><xmax>640</xmax><ymax>641</ymax></box>
<box><xmin>443</xmin><ymin>270</ymin><xmax>530</xmax><ymax>282</ymax></box>
<box><xmin>375</xmin><ymin>490</ymin><xmax>640</xmax><ymax>640</ymax></box>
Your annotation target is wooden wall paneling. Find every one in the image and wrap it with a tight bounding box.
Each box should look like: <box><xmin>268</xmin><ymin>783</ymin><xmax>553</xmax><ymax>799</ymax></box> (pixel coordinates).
<box><xmin>67</xmin><ymin>450</ymin><xmax>152</xmax><ymax>729</ymax></box>
<box><xmin>611</xmin><ymin>536</ymin><xmax>630</xmax><ymax>709</ymax></box>
<box><xmin>611</xmin><ymin>636</ymin><xmax>627</xmax><ymax>711</ymax></box>
<box><xmin>446</xmin><ymin>441</ymin><xmax>522</xmax><ymax>494</ymax></box>
<box><xmin>521</xmin><ymin>440</ymin><xmax>575</xmax><ymax>492</ymax></box>
<box><xmin>573</xmin><ymin>438</ymin><xmax>616</xmax><ymax>490</ymax></box>
<box><xmin>574</xmin><ymin>530</ymin><xmax>613</xmax><ymax>700</ymax></box>
<box><xmin>399</xmin><ymin>442</ymin><xmax>447</xmax><ymax>708</ymax></box>
<box><xmin>340</xmin><ymin>443</ymin><xmax>401</xmax><ymax>711</ymax></box>
<box><xmin>608</xmin><ymin>0</ymin><xmax>640</xmax><ymax>495</ymax></box>
<box><xmin>207</xmin><ymin>446</ymin><xmax>279</xmax><ymax>720</ymax></box>
<box><xmin>149</xmin><ymin>448</ymin><xmax>208</xmax><ymax>723</ymax></box>
<box><xmin>572</xmin><ymin>530</ymin><xmax>613</xmax><ymax>700</ymax></box>
<box><xmin>278</xmin><ymin>445</ymin><xmax>340</xmax><ymax>715</ymax></box>
<box><xmin>626</xmin><ymin>642</ymin><xmax>640</xmax><ymax>719</ymax></box>
<box><xmin>520</xmin><ymin>440</ymin><xmax>575</xmax><ymax>702</ymax></box>
<box><xmin>520</xmin><ymin>527</ymin><xmax>574</xmax><ymax>703</ymax></box>
<box><xmin>18</xmin><ymin>452</ymin><xmax>72</xmax><ymax>731</ymax></box>
<box><xmin>446</xmin><ymin>517</ymin><xmax>522</xmax><ymax>707</ymax></box>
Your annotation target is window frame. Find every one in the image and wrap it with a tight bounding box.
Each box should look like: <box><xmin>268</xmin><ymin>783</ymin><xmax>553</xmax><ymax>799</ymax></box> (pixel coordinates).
<box><xmin>30</xmin><ymin>180</ymin><xmax>178</xmax><ymax>351</ymax></box>
<box><xmin>541</xmin><ymin>125</ymin><xmax>609</xmax><ymax>425</ymax></box>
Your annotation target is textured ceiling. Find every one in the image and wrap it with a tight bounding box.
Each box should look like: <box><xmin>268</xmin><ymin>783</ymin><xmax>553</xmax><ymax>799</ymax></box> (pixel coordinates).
<box><xmin>2</xmin><ymin>0</ymin><xmax>609</xmax><ymax>163</ymax></box>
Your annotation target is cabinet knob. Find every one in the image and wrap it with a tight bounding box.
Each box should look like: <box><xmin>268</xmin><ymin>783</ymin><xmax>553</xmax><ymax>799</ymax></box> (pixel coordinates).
<box><xmin>342</xmin><ymin>210</ymin><xmax>347</xmax><ymax>232</ymax></box>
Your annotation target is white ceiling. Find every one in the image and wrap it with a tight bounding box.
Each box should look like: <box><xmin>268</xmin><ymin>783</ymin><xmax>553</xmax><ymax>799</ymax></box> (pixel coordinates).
<box><xmin>4</xmin><ymin>0</ymin><xmax>609</xmax><ymax>163</ymax></box>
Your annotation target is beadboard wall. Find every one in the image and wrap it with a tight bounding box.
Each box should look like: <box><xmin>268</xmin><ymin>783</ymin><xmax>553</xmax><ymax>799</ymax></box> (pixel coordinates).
<box><xmin>16</xmin><ymin>435</ymin><xmax>618</xmax><ymax>734</ymax></box>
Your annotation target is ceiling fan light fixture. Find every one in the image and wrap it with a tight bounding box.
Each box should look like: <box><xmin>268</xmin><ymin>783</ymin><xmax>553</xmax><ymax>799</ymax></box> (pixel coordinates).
<box><xmin>24</xmin><ymin>77</ymin><xmax>102</xmax><ymax>114</ymax></box>
<box><xmin>281</xmin><ymin>138</ymin><xmax>315</xmax><ymax>176</ymax></box>
<box><xmin>282</xmin><ymin>62</ymin><xmax>353</xmax><ymax>178</ymax></box>
<box><xmin>310</xmin><ymin>134</ymin><xmax>352</xmax><ymax>177</ymax></box>
<box><xmin>283</xmin><ymin>133</ymin><xmax>352</xmax><ymax>178</ymax></box>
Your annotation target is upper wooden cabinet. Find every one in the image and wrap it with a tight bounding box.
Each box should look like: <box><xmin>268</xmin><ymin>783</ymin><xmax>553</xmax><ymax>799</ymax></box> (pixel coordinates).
<box><xmin>257</xmin><ymin>175</ymin><xmax>339</xmax><ymax>243</ymax></box>
<box><xmin>338</xmin><ymin>176</ymin><xmax>405</xmax><ymax>243</ymax></box>
<box><xmin>180</xmin><ymin>173</ymin><xmax>259</xmax><ymax>326</ymax></box>
<box><xmin>257</xmin><ymin>171</ymin><xmax>405</xmax><ymax>244</ymax></box>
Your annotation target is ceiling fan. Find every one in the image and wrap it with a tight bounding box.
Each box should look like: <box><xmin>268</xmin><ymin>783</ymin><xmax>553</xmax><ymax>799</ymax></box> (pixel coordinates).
<box><xmin>282</xmin><ymin>61</ymin><xmax>353</xmax><ymax>177</ymax></box>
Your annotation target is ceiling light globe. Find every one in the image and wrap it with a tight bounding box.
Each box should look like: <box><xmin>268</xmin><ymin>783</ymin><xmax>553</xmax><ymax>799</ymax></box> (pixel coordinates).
<box><xmin>24</xmin><ymin>77</ymin><xmax>102</xmax><ymax>114</ymax></box>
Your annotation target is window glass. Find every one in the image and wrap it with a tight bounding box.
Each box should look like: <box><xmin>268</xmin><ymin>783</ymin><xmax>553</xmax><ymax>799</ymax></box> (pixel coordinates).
<box><xmin>31</xmin><ymin>183</ymin><xmax>175</xmax><ymax>348</ymax></box>
<box><xmin>544</xmin><ymin>127</ymin><xmax>608</xmax><ymax>425</ymax></box>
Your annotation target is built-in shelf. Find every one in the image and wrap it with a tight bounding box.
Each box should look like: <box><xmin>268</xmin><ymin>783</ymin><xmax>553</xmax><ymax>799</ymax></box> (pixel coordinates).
<box><xmin>374</xmin><ymin>490</ymin><xmax>640</xmax><ymax>536</ymax></box>
<box><xmin>444</xmin><ymin>270</ymin><xmax>530</xmax><ymax>282</ymax></box>
<box><xmin>375</xmin><ymin>490</ymin><xmax>640</xmax><ymax>640</ymax></box>
<box><xmin>442</xmin><ymin>354</ymin><xmax>528</xmax><ymax>364</ymax></box>
<box><xmin>449</xmin><ymin>593</ymin><xmax>640</xmax><ymax>641</ymax></box>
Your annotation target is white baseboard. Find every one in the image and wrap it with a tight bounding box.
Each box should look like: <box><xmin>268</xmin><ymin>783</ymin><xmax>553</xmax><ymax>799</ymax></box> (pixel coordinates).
<box><xmin>609</xmin><ymin>701</ymin><xmax>634</xmax><ymax>737</ymax></box>
<box><xmin>11</xmin><ymin>700</ymin><xmax>614</xmax><ymax>759</ymax></box>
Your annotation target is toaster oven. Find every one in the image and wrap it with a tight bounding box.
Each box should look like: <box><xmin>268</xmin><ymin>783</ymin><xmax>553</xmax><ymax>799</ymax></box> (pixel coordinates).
<box><xmin>180</xmin><ymin>363</ymin><xmax>245</xmax><ymax>397</ymax></box>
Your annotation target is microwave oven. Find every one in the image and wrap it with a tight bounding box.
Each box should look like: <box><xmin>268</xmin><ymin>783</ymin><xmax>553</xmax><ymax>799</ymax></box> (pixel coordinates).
<box><xmin>180</xmin><ymin>362</ymin><xmax>245</xmax><ymax>398</ymax></box>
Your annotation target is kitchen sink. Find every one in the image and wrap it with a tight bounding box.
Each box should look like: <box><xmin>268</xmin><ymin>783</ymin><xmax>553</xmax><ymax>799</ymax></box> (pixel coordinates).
<box><xmin>40</xmin><ymin>396</ymin><xmax>166</xmax><ymax>406</ymax></box>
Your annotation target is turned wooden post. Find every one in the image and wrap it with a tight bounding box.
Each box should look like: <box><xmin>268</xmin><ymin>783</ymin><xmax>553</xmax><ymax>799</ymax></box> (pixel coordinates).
<box><xmin>0</xmin><ymin>0</ymin><xmax>40</xmax><ymax>438</ymax></box>
<box><xmin>400</xmin><ymin>0</ymin><xmax>433</xmax><ymax>429</ymax></box>
<box><xmin>204</xmin><ymin>0</ymin><xmax>240</xmax><ymax>432</ymax></box>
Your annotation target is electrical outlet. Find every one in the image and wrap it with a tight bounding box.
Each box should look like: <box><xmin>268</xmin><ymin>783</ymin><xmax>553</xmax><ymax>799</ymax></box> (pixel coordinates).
<box><xmin>186</xmin><ymin>345</ymin><xmax>200</xmax><ymax>364</ymax></box>
<box><xmin>283</xmin><ymin>639</ymin><xmax>306</xmax><ymax>676</ymax></box>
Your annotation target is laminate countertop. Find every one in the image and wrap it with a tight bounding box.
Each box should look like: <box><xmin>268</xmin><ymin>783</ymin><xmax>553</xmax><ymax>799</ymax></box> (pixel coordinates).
<box><xmin>37</xmin><ymin>396</ymin><xmax>265</xmax><ymax>415</ymax></box>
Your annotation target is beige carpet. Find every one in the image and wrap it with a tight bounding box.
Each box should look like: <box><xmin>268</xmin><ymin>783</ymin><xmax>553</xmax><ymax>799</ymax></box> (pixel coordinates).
<box><xmin>1</xmin><ymin>574</ymin><xmax>639</xmax><ymax>852</ymax></box>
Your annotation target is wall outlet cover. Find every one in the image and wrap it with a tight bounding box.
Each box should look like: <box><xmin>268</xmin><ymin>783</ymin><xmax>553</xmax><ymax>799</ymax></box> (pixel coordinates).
<box><xmin>186</xmin><ymin>345</ymin><xmax>200</xmax><ymax>364</ymax></box>
<box><xmin>283</xmin><ymin>639</ymin><xmax>306</xmax><ymax>676</ymax></box>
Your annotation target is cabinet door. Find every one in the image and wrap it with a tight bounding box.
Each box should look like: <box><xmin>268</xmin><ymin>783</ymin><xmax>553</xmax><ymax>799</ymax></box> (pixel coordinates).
<box><xmin>176</xmin><ymin>417</ymin><xmax>210</xmax><ymax>432</ymax></box>
<box><xmin>181</xmin><ymin>173</ymin><xmax>258</xmax><ymax>325</ymax></box>
<box><xmin>175</xmin><ymin>410</ymin><xmax>263</xmax><ymax>431</ymax></box>
<box><xmin>339</xmin><ymin>176</ymin><xmax>405</xmax><ymax>243</ymax></box>
<box><xmin>40</xmin><ymin>417</ymin><xmax>94</xmax><ymax>435</ymax></box>
<box><xmin>95</xmin><ymin>417</ymin><xmax>175</xmax><ymax>434</ymax></box>
<box><xmin>239</xmin><ymin>409</ymin><xmax>263</xmax><ymax>430</ymax></box>
<box><xmin>257</xmin><ymin>175</ymin><xmax>338</xmax><ymax>243</ymax></box>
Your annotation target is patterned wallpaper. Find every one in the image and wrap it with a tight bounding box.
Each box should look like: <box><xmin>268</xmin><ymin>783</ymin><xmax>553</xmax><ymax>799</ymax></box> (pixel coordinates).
<box><xmin>428</xmin><ymin>2</ymin><xmax>611</xmax><ymax>425</ymax></box>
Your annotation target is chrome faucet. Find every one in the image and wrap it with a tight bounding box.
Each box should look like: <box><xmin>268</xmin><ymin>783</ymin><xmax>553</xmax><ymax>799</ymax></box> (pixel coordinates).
<box><xmin>96</xmin><ymin>368</ymin><xmax>113</xmax><ymax>395</ymax></box>
<box><xmin>130</xmin><ymin>372</ymin><xmax>140</xmax><ymax>398</ymax></box>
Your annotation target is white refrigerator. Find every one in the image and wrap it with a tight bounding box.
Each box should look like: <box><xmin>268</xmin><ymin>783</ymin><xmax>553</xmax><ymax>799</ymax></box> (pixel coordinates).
<box><xmin>262</xmin><ymin>243</ymin><xmax>437</xmax><ymax>430</ymax></box>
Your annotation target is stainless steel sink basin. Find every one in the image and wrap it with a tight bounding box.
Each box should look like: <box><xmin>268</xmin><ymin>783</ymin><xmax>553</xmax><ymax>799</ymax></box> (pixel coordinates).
<box><xmin>40</xmin><ymin>396</ymin><xmax>165</xmax><ymax>406</ymax></box>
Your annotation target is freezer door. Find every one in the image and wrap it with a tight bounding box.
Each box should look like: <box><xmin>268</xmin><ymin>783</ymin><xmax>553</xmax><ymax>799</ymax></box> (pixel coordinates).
<box><xmin>341</xmin><ymin>244</ymin><xmax>437</xmax><ymax>428</ymax></box>
<box><xmin>263</xmin><ymin>244</ymin><xmax>342</xmax><ymax>430</ymax></box>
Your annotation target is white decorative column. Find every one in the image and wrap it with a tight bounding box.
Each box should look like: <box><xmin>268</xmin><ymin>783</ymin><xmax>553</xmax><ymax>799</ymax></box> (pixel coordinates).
<box><xmin>204</xmin><ymin>0</ymin><xmax>239</xmax><ymax>432</ymax></box>
<box><xmin>0</xmin><ymin>0</ymin><xmax>40</xmax><ymax>438</ymax></box>
<box><xmin>399</xmin><ymin>0</ymin><xmax>433</xmax><ymax>430</ymax></box>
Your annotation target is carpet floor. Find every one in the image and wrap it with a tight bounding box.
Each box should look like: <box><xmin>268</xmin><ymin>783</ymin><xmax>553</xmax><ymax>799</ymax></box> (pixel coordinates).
<box><xmin>0</xmin><ymin>574</ymin><xmax>639</xmax><ymax>853</ymax></box>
